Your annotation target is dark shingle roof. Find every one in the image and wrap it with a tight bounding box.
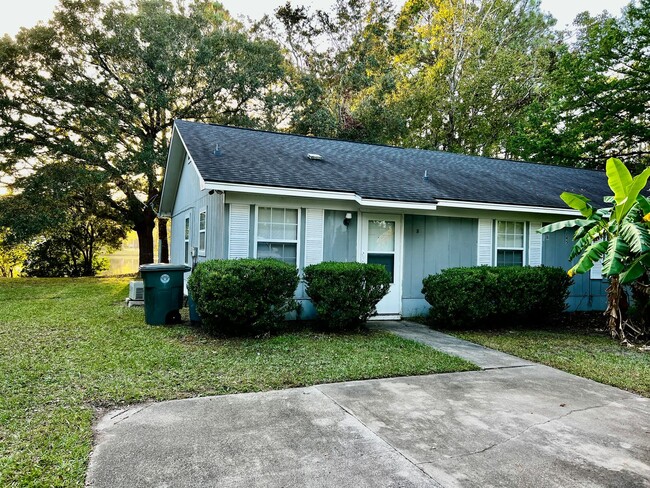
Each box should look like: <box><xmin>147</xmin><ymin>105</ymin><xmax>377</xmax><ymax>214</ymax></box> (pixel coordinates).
<box><xmin>175</xmin><ymin>119</ymin><xmax>610</xmax><ymax>209</ymax></box>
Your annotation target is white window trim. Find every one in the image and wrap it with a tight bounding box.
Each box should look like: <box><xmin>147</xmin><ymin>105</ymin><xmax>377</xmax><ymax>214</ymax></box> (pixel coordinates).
<box><xmin>198</xmin><ymin>206</ymin><xmax>207</xmax><ymax>257</ymax></box>
<box><xmin>184</xmin><ymin>214</ymin><xmax>191</xmax><ymax>266</ymax></box>
<box><xmin>494</xmin><ymin>219</ymin><xmax>527</xmax><ymax>266</ymax></box>
<box><xmin>253</xmin><ymin>205</ymin><xmax>301</xmax><ymax>267</ymax></box>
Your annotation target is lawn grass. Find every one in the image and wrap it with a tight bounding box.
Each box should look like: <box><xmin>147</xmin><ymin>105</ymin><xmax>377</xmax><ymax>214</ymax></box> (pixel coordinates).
<box><xmin>450</xmin><ymin>328</ymin><xmax>650</xmax><ymax>397</ymax></box>
<box><xmin>0</xmin><ymin>278</ymin><xmax>476</xmax><ymax>487</ymax></box>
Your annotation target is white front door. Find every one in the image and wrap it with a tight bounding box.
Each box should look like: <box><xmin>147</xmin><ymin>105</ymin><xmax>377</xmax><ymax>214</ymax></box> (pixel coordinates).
<box><xmin>361</xmin><ymin>214</ymin><xmax>402</xmax><ymax>317</ymax></box>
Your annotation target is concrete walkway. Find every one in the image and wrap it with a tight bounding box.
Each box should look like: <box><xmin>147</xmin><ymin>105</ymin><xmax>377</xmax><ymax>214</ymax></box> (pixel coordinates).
<box><xmin>369</xmin><ymin>320</ymin><xmax>533</xmax><ymax>369</ymax></box>
<box><xmin>86</xmin><ymin>325</ymin><xmax>650</xmax><ymax>488</ymax></box>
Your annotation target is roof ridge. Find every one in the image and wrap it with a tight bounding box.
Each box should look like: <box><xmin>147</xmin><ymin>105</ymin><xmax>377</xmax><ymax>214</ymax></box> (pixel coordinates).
<box><xmin>174</xmin><ymin>119</ymin><xmax>405</xmax><ymax>151</ymax></box>
<box><xmin>174</xmin><ymin>119</ymin><xmax>606</xmax><ymax>175</ymax></box>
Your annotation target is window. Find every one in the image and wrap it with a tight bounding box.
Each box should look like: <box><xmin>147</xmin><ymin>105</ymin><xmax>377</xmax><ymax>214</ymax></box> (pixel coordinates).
<box><xmin>367</xmin><ymin>219</ymin><xmax>396</xmax><ymax>283</ymax></box>
<box><xmin>184</xmin><ymin>216</ymin><xmax>191</xmax><ymax>265</ymax></box>
<box><xmin>198</xmin><ymin>208</ymin><xmax>207</xmax><ymax>256</ymax></box>
<box><xmin>496</xmin><ymin>221</ymin><xmax>525</xmax><ymax>267</ymax></box>
<box><xmin>256</xmin><ymin>207</ymin><xmax>299</xmax><ymax>266</ymax></box>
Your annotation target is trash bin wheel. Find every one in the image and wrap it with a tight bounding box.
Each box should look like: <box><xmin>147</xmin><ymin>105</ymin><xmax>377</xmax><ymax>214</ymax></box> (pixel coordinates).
<box><xmin>166</xmin><ymin>310</ymin><xmax>182</xmax><ymax>324</ymax></box>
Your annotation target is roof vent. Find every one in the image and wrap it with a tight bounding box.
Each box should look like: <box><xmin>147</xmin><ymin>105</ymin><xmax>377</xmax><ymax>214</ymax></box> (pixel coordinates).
<box><xmin>213</xmin><ymin>143</ymin><xmax>222</xmax><ymax>156</ymax></box>
<box><xmin>307</xmin><ymin>153</ymin><xmax>323</xmax><ymax>161</ymax></box>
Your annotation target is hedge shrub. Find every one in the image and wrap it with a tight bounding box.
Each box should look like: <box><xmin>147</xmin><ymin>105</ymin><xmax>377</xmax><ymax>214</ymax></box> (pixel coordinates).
<box><xmin>303</xmin><ymin>262</ymin><xmax>391</xmax><ymax>330</ymax></box>
<box><xmin>421</xmin><ymin>266</ymin><xmax>572</xmax><ymax>328</ymax></box>
<box><xmin>187</xmin><ymin>258</ymin><xmax>299</xmax><ymax>335</ymax></box>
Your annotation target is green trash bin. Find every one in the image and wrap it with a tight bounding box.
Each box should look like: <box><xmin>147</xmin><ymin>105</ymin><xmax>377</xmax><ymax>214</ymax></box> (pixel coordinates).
<box><xmin>140</xmin><ymin>263</ymin><xmax>191</xmax><ymax>325</ymax></box>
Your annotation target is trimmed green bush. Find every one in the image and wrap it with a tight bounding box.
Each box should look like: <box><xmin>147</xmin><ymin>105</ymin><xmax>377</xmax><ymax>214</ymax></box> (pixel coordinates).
<box><xmin>421</xmin><ymin>266</ymin><xmax>572</xmax><ymax>328</ymax></box>
<box><xmin>304</xmin><ymin>262</ymin><xmax>391</xmax><ymax>330</ymax></box>
<box><xmin>188</xmin><ymin>258</ymin><xmax>299</xmax><ymax>335</ymax></box>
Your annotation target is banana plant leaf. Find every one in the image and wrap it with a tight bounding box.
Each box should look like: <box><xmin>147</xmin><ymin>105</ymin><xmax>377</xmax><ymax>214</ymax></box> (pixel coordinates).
<box><xmin>636</xmin><ymin>195</ymin><xmax>650</xmax><ymax>215</ymax></box>
<box><xmin>560</xmin><ymin>192</ymin><xmax>593</xmax><ymax>218</ymax></box>
<box><xmin>570</xmin><ymin>226</ymin><xmax>606</xmax><ymax>261</ymax></box>
<box><xmin>620</xmin><ymin>221</ymin><xmax>650</xmax><ymax>254</ymax></box>
<box><xmin>606</xmin><ymin>157</ymin><xmax>633</xmax><ymax>206</ymax></box>
<box><xmin>620</xmin><ymin>254</ymin><xmax>650</xmax><ymax>284</ymax></box>
<box><xmin>538</xmin><ymin>219</ymin><xmax>592</xmax><ymax>234</ymax></box>
<box><xmin>572</xmin><ymin>240</ymin><xmax>608</xmax><ymax>275</ymax></box>
<box><xmin>614</xmin><ymin>167</ymin><xmax>650</xmax><ymax>223</ymax></box>
<box><xmin>602</xmin><ymin>237</ymin><xmax>630</xmax><ymax>276</ymax></box>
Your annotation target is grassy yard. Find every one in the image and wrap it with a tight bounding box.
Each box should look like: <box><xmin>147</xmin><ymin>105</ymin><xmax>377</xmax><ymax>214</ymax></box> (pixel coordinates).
<box><xmin>451</xmin><ymin>327</ymin><xmax>650</xmax><ymax>397</ymax></box>
<box><xmin>0</xmin><ymin>278</ymin><xmax>476</xmax><ymax>487</ymax></box>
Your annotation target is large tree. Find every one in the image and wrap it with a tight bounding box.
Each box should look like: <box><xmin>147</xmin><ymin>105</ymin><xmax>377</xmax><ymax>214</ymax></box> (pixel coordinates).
<box><xmin>0</xmin><ymin>227</ymin><xmax>26</xmax><ymax>277</ymax></box>
<box><xmin>380</xmin><ymin>0</ymin><xmax>557</xmax><ymax>155</ymax></box>
<box><xmin>262</xmin><ymin>0</ymin><xmax>558</xmax><ymax>155</ymax></box>
<box><xmin>256</xmin><ymin>0</ymin><xmax>395</xmax><ymax>140</ymax></box>
<box><xmin>0</xmin><ymin>0</ymin><xmax>288</xmax><ymax>264</ymax></box>
<box><xmin>0</xmin><ymin>162</ymin><xmax>127</xmax><ymax>276</ymax></box>
<box><xmin>507</xmin><ymin>0</ymin><xmax>650</xmax><ymax>172</ymax></box>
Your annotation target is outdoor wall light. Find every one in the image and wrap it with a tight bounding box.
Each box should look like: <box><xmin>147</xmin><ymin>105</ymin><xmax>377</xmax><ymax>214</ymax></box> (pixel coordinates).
<box><xmin>343</xmin><ymin>212</ymin><xmax>352</xmax><ymax>226</ymax></box>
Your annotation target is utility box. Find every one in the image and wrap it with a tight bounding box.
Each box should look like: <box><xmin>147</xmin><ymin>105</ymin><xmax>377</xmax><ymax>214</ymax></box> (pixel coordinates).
<box><xmin>139</xmin><ymin>263</ymin><xmax>191</xmax><ymax>325</ymax></box>
<box><xmin>187</xmin><ymin>293</ymin><xmax>202</xmax><ymax>326</ymax></box>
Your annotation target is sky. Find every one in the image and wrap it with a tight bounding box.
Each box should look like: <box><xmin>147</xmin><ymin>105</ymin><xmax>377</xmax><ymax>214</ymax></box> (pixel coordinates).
<box><xmin>0</xmin><ymin>0</ymin><xmax>632</xmax><ymax>37</ymax></box>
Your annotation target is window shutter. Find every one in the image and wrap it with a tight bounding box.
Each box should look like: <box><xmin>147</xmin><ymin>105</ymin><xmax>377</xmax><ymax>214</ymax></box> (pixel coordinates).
<box><xmin>228</xmin><ymin>204</ymin><xmax>250</xmax><ymax>259</ymax></box>
<box><xmin>590</xmin><ymin>259</ymin><xmax>603</xmax><ymax>280</ymax></box>
<box><xmin>477</xmin><ymin>219</ymin><xmax>493</xmax><ymax>266</ymax></box>
<box><xmin>528</xmin><ymin>221</ymin><xmax>543</xmax><ymax>266</ymax></box>
<box><xmin>304</xmin><ymin>208</ymin><xmax>324</xmax><ymax>267</ymax></box>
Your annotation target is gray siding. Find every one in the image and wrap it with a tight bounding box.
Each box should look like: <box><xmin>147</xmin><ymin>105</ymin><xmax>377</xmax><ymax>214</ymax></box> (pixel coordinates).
<box><xmin>323</xmin><ymin>210</ymin><xmax>357</xmax><ymax>262</ymax></box>
<box><xmin>223</xmin><ymin>206</ymin><xmax>359</xmax><ymax>267</ymax></box>
<box><xmin>542</xmin><ymin>228</ymin><xmax>607</xmax><ymax>311</ymax></box>
<box><xmin>170</xmin><ymin>211</ymin><xmax>186</xmax><ymax>266</ymax></box>
<box><xmin>170</xmin><ymin>157</ymin><xmax>225</xmax><ymax>274</ymax></box>
<box><xmin>402</xmin><ymin>215</ymin><xmax>478</xmax><ymax>316</ymax></box>
<box><xmin>196</xmin><ymin>191</ymin><xmax>224</xmax><ymax>262</ymax></box>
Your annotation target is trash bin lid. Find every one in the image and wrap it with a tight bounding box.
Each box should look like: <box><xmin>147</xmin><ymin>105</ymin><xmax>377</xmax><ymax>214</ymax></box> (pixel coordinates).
<box><xmin>139</xmin><ymin>263</ymin><xmax>191</xmax><ymax>272</ymax></box>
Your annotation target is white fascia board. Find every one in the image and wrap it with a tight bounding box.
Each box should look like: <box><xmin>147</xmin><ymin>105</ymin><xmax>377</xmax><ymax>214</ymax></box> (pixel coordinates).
<box><xmin>159</xmin><ymin>125</ymin><xmax>207</xmax><ymax>218</ymax></box>
<box><xmin>360</xmin><ymin>199</ymin><xmax>437</xmax><ymax>211</ymax></box>
<box><xmin>173</xmin><ymin>125</ymin><xmax>206</xmax><ymax>191</ymax></box>
<box><xmin>207</xmin><ymin>181</ymin><xmax>357</xmax><ymax>201</ymax></box>
<box><xmin>435</xmin><ymin>199</ymin><xmax>580</xmax><ymax>216</ymax></box>
<box><xmin>204</xmin><ymin>181</ymin><xmax>439</xmax><ymax>211</ymax></box>
<box><xmin>158</xmin><ymin>126</ymin><xmax>182</xmax><ymax>218</ymax></box>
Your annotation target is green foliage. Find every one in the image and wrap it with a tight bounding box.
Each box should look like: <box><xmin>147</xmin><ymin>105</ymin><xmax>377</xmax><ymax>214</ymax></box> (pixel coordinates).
<box><xmin>539</xmin><ymin>158</ymin><xmax>650</xmax><ymax>284</ymax></box>
<box><xmin>561</xmin><ymin>192</ymin><xmax>594</xmax><ymax>218</ymax></box>
<box><xmin>263</xmin><ymin>0</ymin><xmax>557</xmax><ymax>153</ymax></box>
<box><xmin>0</xmin><ymin>0</ymin><xmax>288</xmax><ymax>263</ymax></box>
<box><xmin>421</xmin><ymin>266</ymin><xmax>571</xmax><ymax>328</ymax></box>
<box><xmin>257</xmin><ymin>0</ymin><xmax>395</xmax><ymax>141</ymax></box>
<box><xmin>303</xmin><ymin>261</ymin><xmax>392</xmax><ymax>330</ymax></box>
<box><xmin>187</xmin><ymin>259</ymin><xmax>300</xmax><ymax>335</ymax></box>
<box><xmin>508</xmin><ymin>1</ymin><xmax>650</xmax><ymax>171</ymax></box>
<box><xmin>0</xmin><ymin>165</ymin><xmax>127</xmax><ymax>276</ymax></box>
<box><xmin>387</xmin><ymin>0</ymin><xmax>557</xmax><ymax>154</ymax></box>
<box><xmin>538</xmin><ymin>157</ymin><xmax>650</xmax><ymax>341</ymax></box>
<box><xmin>0</xmin><ymin>228</ymin><xmax>26</xmax><ymax>277</ymax></box>
<box><xmin>21</xmin><ymin>237</ymin><xmax>108</xmax><ymax>278</ymax></box>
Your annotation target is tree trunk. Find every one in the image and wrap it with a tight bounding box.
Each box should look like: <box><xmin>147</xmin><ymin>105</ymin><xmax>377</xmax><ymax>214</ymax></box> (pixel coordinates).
<box><xmin>605</xmin><ymin>276</ymin><xmax>629</xmax><ymax>343</ymax></box>
<box><xmin>158</xmin><ymin>217</ymin><xmax>169</xmax><ymax>263</ymax></box>
<box><xmin>135</xmin><ymin>218</ymin><xmax>156</xmax><ymax>265</ymax></box>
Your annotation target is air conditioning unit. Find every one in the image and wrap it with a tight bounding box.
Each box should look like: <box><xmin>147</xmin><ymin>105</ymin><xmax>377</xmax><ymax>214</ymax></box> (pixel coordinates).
<box><xmin>129</xmin><ymin>280</ymin><xmax>144</xmax><ymax>301</ymax></box>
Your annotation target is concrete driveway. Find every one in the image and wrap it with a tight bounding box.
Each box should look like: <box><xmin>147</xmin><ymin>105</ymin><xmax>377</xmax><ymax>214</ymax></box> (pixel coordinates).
<box><xmin>87</xmin><ymin>366</ymin><xmax>650</xmax><ymax>487</ymax></box>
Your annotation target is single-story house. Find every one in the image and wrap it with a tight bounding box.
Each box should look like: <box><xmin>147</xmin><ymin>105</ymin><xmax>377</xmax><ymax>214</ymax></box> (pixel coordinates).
<box><xmin>159</xmin><ymin>119</ymin><xmax>611</xmax><ymax>319</ymax></box>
